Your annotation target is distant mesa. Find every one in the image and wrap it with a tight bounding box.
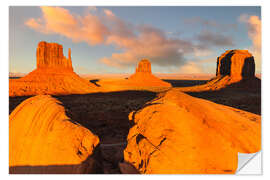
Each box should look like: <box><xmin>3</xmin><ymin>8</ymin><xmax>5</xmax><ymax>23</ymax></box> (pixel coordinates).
<box><xmin>9</xmin><ymin>41</ymin><xmax>98</xmax><ymax>97</ymax></box>
<box><xmin>96</xmin><ymin>59</ymin><xmax>172</xmax><ymax>92</ymax></box>
<box><xmin>178</xmin><ymin>49</ymin><xmax>260</xmax><ymax>92</ymax></box>
<box><xmin>124</xmin><ymin>89</ymin><xmax>261</xmax><ymax>174</ymax></box>
<box><xmin>9</xmin><ymin>95</ymin><xmax>102</xmax><ymax>174</ymax></box>
<box><xmin>216</xmin><ymin>50</ymin><xmax>255</xmax><ymax>79</ymax></box>
<box><xmin>128</xmin><ymin>59</ymin><xmax>172</xmax><ymax>87</ymax></box>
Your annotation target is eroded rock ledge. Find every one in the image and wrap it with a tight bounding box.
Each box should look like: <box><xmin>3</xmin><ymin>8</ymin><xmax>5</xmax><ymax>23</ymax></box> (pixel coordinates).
<box><xmin>123</xmin><ymin>89</ymin><xmax>261</xmax><ymax>174</ymax></box>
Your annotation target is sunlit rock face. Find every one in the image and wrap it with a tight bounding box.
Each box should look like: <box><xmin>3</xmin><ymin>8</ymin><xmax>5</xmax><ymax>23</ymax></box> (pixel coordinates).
<box><xmin>36</xmin><ymin>41</ymin><xmax>73</xmax><ymax>71</ymax></box>
<box><xmin>124</xmin><ymin>89</ymin><xmax>261</xmax><ymax>174</ymax></box>
<box><xmin>177</xmin><ymin>50</ymin><xmax>260</xmax><ymax>92</ymax></box>
<box><xmin>9</xmin><ymin>95</ymin><xmax>103</xmax><ymax>174</ymax></box>
<box><xmin>216</xmin><ymin>50</ymin><xmax>255</xmax><ymax>79</ymax></box>
<box><xmin>135</xmin><ymin>59</ymin><xmax>152</xmax><ymax>73</ymax></box>
<box><xmin>128</xmin><ymin>59</ymin><xmax>172</xmax><ymax>87</ymax></box>
<box><xmin>9</xmin><ymin>41</ymin><xmax>98</xmax><ymax>97</ymax></box>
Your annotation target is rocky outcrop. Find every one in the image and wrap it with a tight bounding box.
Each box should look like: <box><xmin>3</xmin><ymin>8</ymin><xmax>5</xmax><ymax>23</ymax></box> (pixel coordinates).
<box><xmin>36</xmin><ymin>41</ymin><xmax>73</xmax><ymax>71</ymax></box>
<box><xmin>95</xmin><ymin>59</ymin><xmax>171</xmax><ymax>92</ymax></box>
<box><xmin>135</xmin><ymin>59</ymin><xmax>152</xmax><ymax>73</ymax></box>
<box><xmin>128</xmin><ymin>59</ymin><xmax>172</xmax><ymax>87</ymax></box>
<box><xmin>124</xmin><ymin>89</ymin><xmax>261</xmax><ymax>174</ymax></box>
<box><xmin>9</xmin><ymin>41</ymin><xmax>99</xmax><ymax>97</ymax></box>
<box><xmin>216</xmin><ymin>50</ymin><xmax>255</xmax><ymax>79</ymax></box>
<box><xmin>177</xmin><ymin>50</ymin><xmax>260</xmax><ymax>92</ymax></box>
<box><xmin>9</xmin><ymin>95</ymin><xmax>103</xmax><ymax>174</ymax></box>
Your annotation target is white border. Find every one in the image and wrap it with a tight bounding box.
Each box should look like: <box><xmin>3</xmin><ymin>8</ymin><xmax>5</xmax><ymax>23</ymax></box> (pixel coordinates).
<box><xmin>1</xmin><ymin>0</ymin><xmax>269</xmax><ymax>180</ymax></box>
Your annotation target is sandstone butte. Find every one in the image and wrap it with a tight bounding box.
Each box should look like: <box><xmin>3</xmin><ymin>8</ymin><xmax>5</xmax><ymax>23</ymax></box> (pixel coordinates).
<box><xmin>9</xmin><ymin>95</ymin><xmax>103</xmax><ymax>174</ymax></box>
<box><xmin>9</xmin><ymin>41</ymin><xmax>99</xmax><ymax>97</ymax></box>
<box><xmin>177</xmin><ymin>50</ymin><xmax>260</xmax><ymax>92</ymax></box>
<box><xmin>124</xmin><ymin>89</ymin><xmax>261</xmax><ymax>174</ymax></box>
<box><xmin>97</xmin><ymin>59</ymin><xmax>172</xmax><ymax>92</ymax></box>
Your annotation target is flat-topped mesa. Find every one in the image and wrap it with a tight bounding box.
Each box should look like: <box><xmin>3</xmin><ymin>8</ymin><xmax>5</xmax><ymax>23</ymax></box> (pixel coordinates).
<box><xmin>135</xmin><ymin>59</ymin><xmax>152</xmax><ymax>74</ymax></box>
<box><xmin>36</xmin><ymin>41</ymin><xmax>73</xmax><ymax>71</ymax></box>
<box><xmin>216</xmin><ymin>50</ymin><xmax>255</xmax><ymax>79</ymax></box>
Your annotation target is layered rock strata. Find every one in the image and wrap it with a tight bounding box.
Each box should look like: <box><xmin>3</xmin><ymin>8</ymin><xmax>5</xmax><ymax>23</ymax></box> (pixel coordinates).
<box><xmin>9</xmin><ymin>95</ymin><xmax>102</xmax><ymax>174</ymax></box>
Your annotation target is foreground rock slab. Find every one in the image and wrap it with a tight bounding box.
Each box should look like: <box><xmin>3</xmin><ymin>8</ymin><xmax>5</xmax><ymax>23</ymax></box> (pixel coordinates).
<box><xmin>124</xmin><ymin>89</ymin><xmax>261</xmax><ymax>174</ymax></box>
<box><xmin>9</xmin><ymin>95</ymin><xmax>103</xmax><ymax>174</ymax></box>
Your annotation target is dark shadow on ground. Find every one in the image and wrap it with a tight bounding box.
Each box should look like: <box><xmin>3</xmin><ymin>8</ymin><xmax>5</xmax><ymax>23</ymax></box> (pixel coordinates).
<box><xmin>163</xmin><ymin>79</ymin><xmax>208</xmax><ymax>87</ymax></box>
<box><xmin>9</xmin><ymin>91</ymin><xmax>156</xmax><ymax>174</ymax></box>
<box><xmin>9</xmin><ymin>77</ymin><xmax>21</xmax><ymax>79</ymax></box>
<box><xmin>185</xmin><ymin>78</ymin><xmax>261</xmax><ymax>115</ymax></box>
<box><xmin>89</xmin><ymin>79</ymin><xmax>100</xmax><ymax>87</ymax></box>
<box><xmin>53</xmin><ymin>91</ymin><xmax>156</xmax><ymax>143</ymax></box>
<box><xmin>9</xmin><ymin>96</ymin><xmax>32</xmax><ymax>114</ymax></box>
<box><xmin>55</xmin><ymin>91</ymin><xmax>156</xmax><ymax>173</ymax></box>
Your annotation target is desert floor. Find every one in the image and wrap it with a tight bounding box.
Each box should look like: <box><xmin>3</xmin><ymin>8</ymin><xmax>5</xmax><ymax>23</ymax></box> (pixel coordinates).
<box><xmin>9</xmin><ymin>79</ymin><xmax>261</xmax><ymax>173</ymax></box>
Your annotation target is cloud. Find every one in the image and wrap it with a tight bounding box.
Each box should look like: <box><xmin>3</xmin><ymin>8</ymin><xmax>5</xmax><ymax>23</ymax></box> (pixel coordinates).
<box><xmin>86</xmin><ymin>6</ymin><xmax>97</xmax><ymax>12</ymax></box>
<box><xmin>101</xmin><ymin>24</ymin><xmax>196</xmax><ymax>68</ymax></box>
<box><xmin>179</xmin><ymin>62</ymin><xmax>203</xmax><ymax>74</ymax></box>
<box><xmin>196</xmin><ymin>30</ymin><xmax>234</xmax><ymax>47</ymax></box>
<box><xmin>26</xmin><ymin>6</ymin><xmax>200</xmax><ymax>68</ymax></box>
<box><xmin>26</xmin><ymin>6</ymin><xmax>239</xmax><ymax>72</ymax></box>
<box><xmin>193</xmin><ymin>46</ymin><xmax>214</xmax><ymax>57</ymax></box>
<box><xmin>25</xmin><ymin>6</ymin><xmax>109</xmax><ymax>45</ymax></box>
<box><xmin>239</xmin><ymin>14</ymin><xmax>261</xmax><ymax>72</ymax></box>
<box><xmin>103</xmin><ymin>9</ymin><xmax>115</xmax><ymax>17</ymax></box>
<box><xmin>184</xmin><ymin>17</ymin><xmax>237</xmax><ymax>31</ymax></box>
<box><xmin>184</xmin><ymin>17</ymin><xmax>236</xmax><ymax>50</ymax></box>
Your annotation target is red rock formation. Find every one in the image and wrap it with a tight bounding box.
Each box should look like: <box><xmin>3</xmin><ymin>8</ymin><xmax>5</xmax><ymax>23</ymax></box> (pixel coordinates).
<box><xmin>96</xmin><ymin>59</ymin><xmax>171</xmax><ymax>92</ymax></box>
<box><xmin>9</xmin><ymin>95</ymin><xmax>102</xmax><ymax>174</ymax></box>
<box><xmin>135</xmin><ymin>59</ymin><xmax>152</xmax><ymax>73</ymax></box>
<box><xmin>124</xmin><ymin>89</ymin><xmax>261</xmax><ymax>174</ymax></box>
<box><xmin>177</xmin><ymin>50</ymin><xmax>260</xmax><ymax>92</ymax></box>
<box><xmin>216</xmin><ymin>50</ymin><xmax>255</xmax><ymax>79</ymax></box>
<box><xmin>36</xmin><ymin>41</ymin><xmax>73</xmax><ymax>71</ymax></box>
<box><xmin>128</xmin><ymin>59</ymin><xmax>172</xmax><ymax>87</ymax></box>
<box><xmin>9</xmin><ymin>41</ymin><xmax>99</xmax><ymax>97</ymax></box>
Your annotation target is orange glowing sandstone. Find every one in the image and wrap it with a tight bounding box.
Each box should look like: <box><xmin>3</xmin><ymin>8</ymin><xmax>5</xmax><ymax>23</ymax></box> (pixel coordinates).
<box><xmin>9</xmin><ymin>41</ymin><xmax>98</xmax><ymax>97</ymax></box>
<box><xmin>124</xmin><ymin>89</ymin><xmax>261</xmax><ymax>174</ymax></box>
<box><xmin>128</xmin><ymin>59</ymin><xmax>172</xmax><ymax>87</ymax></box>
<box><xmin>9</xmin><ymin>95</ymin><xmax>102</xmax><ymax>174</ymax></box>
<box><xmin>97</xmin><ymin>59</ymin><xmax>172</xmax><ymax>92</ymax></box>
<box><xmin>177</xmin><ymin>50</ymin><xmax>260</xmax><ymax>92</ymax></box>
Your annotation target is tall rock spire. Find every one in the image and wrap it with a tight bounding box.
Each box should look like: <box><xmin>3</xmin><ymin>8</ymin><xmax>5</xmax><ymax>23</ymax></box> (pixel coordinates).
<box><xmin>68</xmin><ymin>48</ymin><xmax>71</xmax><ymax>61</ymax></box>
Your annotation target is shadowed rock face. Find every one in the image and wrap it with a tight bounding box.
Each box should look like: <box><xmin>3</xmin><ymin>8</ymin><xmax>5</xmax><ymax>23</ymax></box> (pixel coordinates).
<box><xmin>9</xmin><ymin>95</ymin><xmax>103</xmax><ymax>174</ymax></box>
<box><xmin>9</xmin><ymin>41</ymin><xmax>98</xmax><ymax>97</ymax></box>
<box><xmin>177</xmin><ymin>50</ymin><xmax>260</xmax><ymax>92</ymax></box>
<box><xmin>124</xmin><ymin>89</ymin><xmax>261</xmax><ymax>174</ymax></box>
<box><xmin>37</xmin><ymin>41</ymin><xmax>73</xmax><ymax>71</ymax></box>
<box><xmin>216</xmin><ymin>50</ymin><xmax>255</xmax><ymax>79</ymax></box>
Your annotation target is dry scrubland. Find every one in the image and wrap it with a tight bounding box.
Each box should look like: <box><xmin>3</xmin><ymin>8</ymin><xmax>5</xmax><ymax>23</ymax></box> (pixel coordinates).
<box><xmin>9</xmin><ymin>42</ymin><xmax>261</xmax><ymax>174</ymax></box>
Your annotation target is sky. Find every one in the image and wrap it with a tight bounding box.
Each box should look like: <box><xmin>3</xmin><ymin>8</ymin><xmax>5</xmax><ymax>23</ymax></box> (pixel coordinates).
<box><xmin>9</xmin><ymin>6</ymin><xmax>261</xmax><ymax>75</ymax></box>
